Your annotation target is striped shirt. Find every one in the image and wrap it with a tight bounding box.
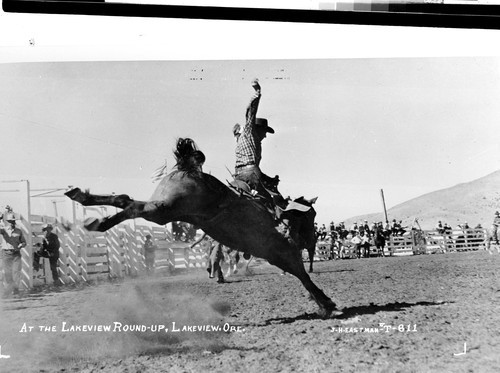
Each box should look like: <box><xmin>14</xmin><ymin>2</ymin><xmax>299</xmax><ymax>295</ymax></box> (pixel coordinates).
<box><xmin>235</xmin><ymin>90</ymin><xmax>261</xmax><ymax>168</ymax></box>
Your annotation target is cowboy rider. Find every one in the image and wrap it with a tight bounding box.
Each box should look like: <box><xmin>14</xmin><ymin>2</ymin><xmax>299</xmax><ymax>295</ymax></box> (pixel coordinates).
<box><xmin>234</xmin><ymin>78</ymin><xmax>279</xmax><ymax>205</ymax></box>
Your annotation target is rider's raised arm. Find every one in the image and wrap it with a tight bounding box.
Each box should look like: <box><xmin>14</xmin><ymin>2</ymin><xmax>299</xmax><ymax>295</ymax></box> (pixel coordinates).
<box><xmin>244</xmin><ymin>79</ymin><xmax>261</xmax><ymax>133</ymax></box>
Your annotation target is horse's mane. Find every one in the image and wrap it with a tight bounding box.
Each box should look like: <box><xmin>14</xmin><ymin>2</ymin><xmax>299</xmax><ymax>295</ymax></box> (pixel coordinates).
<box><xmin>174</xmin><ymin>138</ymin><xmax>206</xmax><ymax>174</ymax></box>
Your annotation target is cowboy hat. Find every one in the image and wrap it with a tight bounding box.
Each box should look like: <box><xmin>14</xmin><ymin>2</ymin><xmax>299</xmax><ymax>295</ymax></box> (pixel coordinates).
<box><xmin>255</xmin><ymin>118</ymin><xmax>274</xmax><ymax>134</ymax></box>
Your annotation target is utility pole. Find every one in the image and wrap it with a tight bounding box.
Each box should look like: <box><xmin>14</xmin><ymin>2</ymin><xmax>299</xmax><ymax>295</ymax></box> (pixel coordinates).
<box><xmin>380</xmin><ymin>189</ymin><xmax>389</xmax><ymax>225</ymax></box>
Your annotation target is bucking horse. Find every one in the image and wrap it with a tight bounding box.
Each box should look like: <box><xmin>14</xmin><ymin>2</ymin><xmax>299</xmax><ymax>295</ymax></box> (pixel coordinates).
<box><xmin>65</xmin><ymin>138</ymin><xmax>338</xmax><ymax>318</ymax></box>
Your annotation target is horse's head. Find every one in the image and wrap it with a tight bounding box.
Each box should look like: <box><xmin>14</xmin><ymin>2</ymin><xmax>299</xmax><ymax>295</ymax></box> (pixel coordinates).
<box><xmin>174</xmin><ymin>138</ymin><xmax>205</xmax><ymax>174</ymax></box>
<box><xmin>277</xmin><ymin>196</ymin><xmax>318</xmax><ymax>249</ymax></box>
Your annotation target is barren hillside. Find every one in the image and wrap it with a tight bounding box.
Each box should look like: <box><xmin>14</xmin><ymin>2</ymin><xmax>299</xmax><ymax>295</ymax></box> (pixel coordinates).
<box><xmin>343</xmin><ymin>170</ymin><xmax>500</xmax><ymax>230</ymax></box>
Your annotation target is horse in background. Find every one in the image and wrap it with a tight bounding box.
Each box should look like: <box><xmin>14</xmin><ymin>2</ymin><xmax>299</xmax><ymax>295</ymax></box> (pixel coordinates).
<box><xmin>65</xmin><ymin>138</ymin><xmax>338</xmax><ymax>317</ymax></box>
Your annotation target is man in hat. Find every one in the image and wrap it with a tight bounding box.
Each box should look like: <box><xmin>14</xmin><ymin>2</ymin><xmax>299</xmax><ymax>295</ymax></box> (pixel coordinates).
<box><xmin>0</xmin><ymin>213</ymin><xmax>26</xmax><ymax>296</ymax></box>
<box><xmin>142</xmin><ymin>234</ymin><xmax>157</xmax><ymax>274</ymax></box>
<box><xmin>234</xmin><ymin>78</ymin><xmax>279</xmax><ymax>205</ymax></box>
<box><xmin>39</xmin><ymin>223</ymin><xmax>61</xmax><ymax>284</ymax></box>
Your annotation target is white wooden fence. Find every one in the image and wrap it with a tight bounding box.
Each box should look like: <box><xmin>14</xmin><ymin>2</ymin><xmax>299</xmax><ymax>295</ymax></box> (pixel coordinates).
<box><xmin>1</xmin><ymin>214</ymin><xmax>209</xmax><ymax>290</ymax></box>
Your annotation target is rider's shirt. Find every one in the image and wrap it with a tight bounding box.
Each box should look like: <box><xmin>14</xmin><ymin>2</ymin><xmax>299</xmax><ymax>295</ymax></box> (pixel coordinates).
<box><xmin>235</xmin><ymin>90</ymin><xmax>262</xmax><ymax>169</ymax></box>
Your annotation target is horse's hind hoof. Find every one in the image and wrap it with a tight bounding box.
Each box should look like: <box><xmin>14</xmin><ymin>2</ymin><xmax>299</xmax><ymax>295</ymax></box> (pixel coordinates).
<box><xmin>65</xmin><ymin>187</ymin><xmax>88</xmax><ymax>204</ymax></box>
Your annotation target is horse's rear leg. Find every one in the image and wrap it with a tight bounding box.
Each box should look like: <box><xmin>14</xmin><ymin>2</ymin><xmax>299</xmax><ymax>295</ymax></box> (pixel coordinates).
<box><xmin>65</xmin><ymin>187</ymin><xmax>134</xmax><ymax>209</ymax></box>
<box><xmin>84</xmin><ymin>207</ymin><xmax>140</xmax><ymax>232</ymax></box>
<box><xmin>83</xmin><ymin>200</ymin><xmax>165</xmax><ymax>232</ymax></box>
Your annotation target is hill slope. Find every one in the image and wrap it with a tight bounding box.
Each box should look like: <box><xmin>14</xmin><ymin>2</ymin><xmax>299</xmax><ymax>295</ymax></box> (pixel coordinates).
<box><xmin>344</xmin><ymin>170</ymin><xmax>500</xmax><ymax>230</ymax></box>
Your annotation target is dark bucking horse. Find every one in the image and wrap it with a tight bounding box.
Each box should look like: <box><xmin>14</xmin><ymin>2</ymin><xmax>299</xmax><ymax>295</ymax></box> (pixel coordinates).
<box><xmin>65</xmin><ymin>138</ymin><xmax>338</xmax><ymax>318</ymax></box>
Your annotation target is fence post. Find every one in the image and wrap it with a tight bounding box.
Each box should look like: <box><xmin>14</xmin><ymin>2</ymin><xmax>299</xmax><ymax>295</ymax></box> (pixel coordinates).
<box><xmin>79</xmin><ymin>226</ymin><xmax>89</xmax><ymax>282</ymax></box>
<box><xmin>125</xmin><ymin>225</ymin><xmax>142</xmax><ymax>276</ymax></box>
<box><xmin>107</xmin><ymin>227</ymin><xmax>124</xmax><ymax>278</ymax></box>
<box><xmin>64</xmin><ymin>228</ymin><xmax>80</xmax><ymax>284</ymax></box>
<box><xmin>18</xmin><ymin>215</ymin><xmax>33</xmax><ymax>290</ymax></box>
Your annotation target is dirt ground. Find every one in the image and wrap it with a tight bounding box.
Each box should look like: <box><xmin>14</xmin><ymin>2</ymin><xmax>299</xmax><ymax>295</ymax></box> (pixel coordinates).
<box><xmin>1</xmin><ymin>250</ymin><xmax>499</xmax><ymax>373</ymax></box>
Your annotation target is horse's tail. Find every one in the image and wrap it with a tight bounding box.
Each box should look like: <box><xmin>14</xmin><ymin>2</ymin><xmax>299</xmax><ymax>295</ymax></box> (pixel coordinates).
<box><xmin>174</xmin><ymin>138</ymin><xmax>206</xmax><ymax>173</ymax></box>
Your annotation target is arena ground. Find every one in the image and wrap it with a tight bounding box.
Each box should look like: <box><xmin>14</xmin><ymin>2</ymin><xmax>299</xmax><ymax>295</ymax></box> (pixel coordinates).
<box><xmin>1</xmin><ymin>251</ymin><xmax>499</xmax><ymax>373</ymax></box>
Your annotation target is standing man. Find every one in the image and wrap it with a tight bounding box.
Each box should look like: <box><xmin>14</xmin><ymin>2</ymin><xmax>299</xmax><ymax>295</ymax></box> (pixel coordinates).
<box><xmin>143</xmin><ymin>234</ymin><xmax>157</xmax><ymax>274</ymax></box>
<box><xmin>0</xmin><ymin>213</ymin><xmax>26</xmax><ymax>296</ymax></box>
<box><xmin>41</xmin><ymin>224</ymin><xmax>61</xmax><ymax>285</ymax></box>
<box><xmin>492</xmin><ymin>211</ymin><xmax>500</xmax><ymax>244</ymax></box>
<box><xmin>190</xmin><ymin>232</ymin><xmax>225</xmax><ymax>283</ymax></box>
<box><xmin>234</xmin><ymin>78</ymin><xmax>278</xmax><ymax>204</ymax></box>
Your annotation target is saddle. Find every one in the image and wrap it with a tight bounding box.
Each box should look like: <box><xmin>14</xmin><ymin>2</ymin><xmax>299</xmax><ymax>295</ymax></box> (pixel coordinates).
<box><xmin>227</xmin><ymin>179</ymin><xmax>312</xmax><ymax>220</ymax></box>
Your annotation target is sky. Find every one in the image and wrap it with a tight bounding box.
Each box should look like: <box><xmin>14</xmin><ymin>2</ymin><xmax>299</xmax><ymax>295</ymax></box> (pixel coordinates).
<box><xmin>1</xmin><ymin>9</ymin><xmax>500</xmax><ymax>225</ymax></box>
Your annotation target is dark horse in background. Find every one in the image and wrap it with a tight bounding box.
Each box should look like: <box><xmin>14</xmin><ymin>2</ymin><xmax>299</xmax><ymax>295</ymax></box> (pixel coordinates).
<box><xmin>65</xmin><ymin>138</ymin><xmax>337</xmax><ymax>317</ymax></box>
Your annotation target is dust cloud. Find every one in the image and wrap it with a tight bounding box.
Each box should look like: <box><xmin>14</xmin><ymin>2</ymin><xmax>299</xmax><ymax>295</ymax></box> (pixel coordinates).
<box><xmin>0</xmin><ymin>277</ymin><xmax>232</xmax><ymax>372</ymax></box>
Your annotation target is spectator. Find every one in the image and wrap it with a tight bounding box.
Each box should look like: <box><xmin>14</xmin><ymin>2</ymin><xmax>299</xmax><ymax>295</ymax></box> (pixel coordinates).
<box><xmin>336</xmin><ymin>222</ymin><xmax>348</xmax><ymax>240</ymax></box>
<box><xmin>0</xmin><ymin>213</ymin><xmax>26</xmax><ymax>296</ymax></box>
<box><xmin>492</xmin><ymin>211</ymin><xmax>500</xmax><ymax>244</ymax></box>
<box><xmin>362</xmin><ymin>220</ymin><xmax>371</xmax><ymax>237</ymax></box>
<box><xmin>390</xmin><ymin>219</ymin><xmax>400</xmax><ymax>236</ymax></box>
<box><xmin>190</xmin><ymin>232</ymin><xmax>224</xmax><ymax>283</ymax></box>
<box><xmin>361</xmin><ymin>230</ymin><xmax>371</xmax><ymax>258</ymax></box>
<box><xmin>329</xmin><ymin>221</ymin><xmax>335</xmax><ymax>236</ymax></box>
<box><xmin>142</xmin><ymin>234</ymin><xmax>157</xmax><ymax>274</ymax></box>
<box><xmin>319</xmin><ymin>224</ymin><xmax>327</xmax><ymax>240</ymax></box>
<box><xmin>350</xmin><ymin>222</ymin><xmax>359</xmax><ymax>236</ymax></box>
<box><xmin>436</xmin><ymin>220</ymin><xmax>445</xmax><ymax>234</ymax></box>
<box><xmin>351</xmin><ymin>233</ymin><xmax>362</xmax><ymax>259</ymax></box>
<box><xmin>34</xmin><ymin>223</ymin><xmax>61</xmax><ymax>284</ymax></box>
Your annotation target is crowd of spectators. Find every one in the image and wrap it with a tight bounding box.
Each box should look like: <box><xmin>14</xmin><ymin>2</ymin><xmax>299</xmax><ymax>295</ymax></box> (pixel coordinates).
<box><xmin>315</xmin><ymin>218</ymin><xmax>408</xmax><ymax>243</ymax></box>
